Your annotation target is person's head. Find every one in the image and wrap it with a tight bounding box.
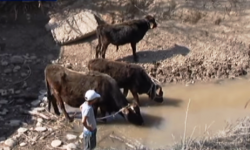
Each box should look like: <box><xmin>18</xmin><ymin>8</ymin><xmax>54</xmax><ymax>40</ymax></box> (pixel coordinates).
<box><xmin>85</xmin><ymin>90</ymin><xmax>101</xmax><ymax>105</ymax></box>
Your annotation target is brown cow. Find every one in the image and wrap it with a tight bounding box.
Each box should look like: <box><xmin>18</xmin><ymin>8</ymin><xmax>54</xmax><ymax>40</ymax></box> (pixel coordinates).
<box><xmin>44</xmin><ymin>64</ymin><xmax>144</xmax><ymax>125</ymax></box>
<box><xmin>87</xmin><ymin>58</ymin><xmax>164</xmax><ymax>105</ymax></box>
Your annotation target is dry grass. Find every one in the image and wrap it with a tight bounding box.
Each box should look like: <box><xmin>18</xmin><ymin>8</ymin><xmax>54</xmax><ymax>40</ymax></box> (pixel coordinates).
<box><xmin>171</xmin><ymin>116</ymin><xmax>250</xmax><ymax>150</ymax></box>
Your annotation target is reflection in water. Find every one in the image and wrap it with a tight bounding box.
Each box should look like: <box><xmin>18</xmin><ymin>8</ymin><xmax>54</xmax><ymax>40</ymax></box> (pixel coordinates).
<box><xmin>63</xmin><ymin>78</ymin><xmax>250</xmax><ymax>149</ymax></box>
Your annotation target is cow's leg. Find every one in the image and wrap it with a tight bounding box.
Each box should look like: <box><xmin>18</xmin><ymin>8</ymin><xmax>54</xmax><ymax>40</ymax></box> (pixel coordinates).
<box><xmin>116</xmin><ymin>45</ymin><xmax>119</xmax><ymax>52</ymax></box>
<box><xmin>101</xmin><ymin>43</ymin><xmax>109</xmax><ymax>59</ymax></box>
<box><xmin>100</xmin><ymin>106</ymin><xmax>107</xmax><ymax>123</ymax></box>
<box><xmin>130</xmin><ymin>42</ymin><xmax>138</xmax><ymax>62</ymax></box>
<box><xmin>130</xmin><ymin>89</ymin><xmax>140</xmax><ymax>105</ymax></box>
<box><xmin>123</xmin><ymin>88</ymin><xmax>129</xmax><ymax>97</ymax></box>
<box><xmin>54</xmin><ymin>93</ymin><xmax>73</xmax><ymax>122</ymax></box>
<box><xmin>95</xmin><ymin>44</ymin><xmax>100</xmax><ymax>58</ymax></box>
<box><xmin>50</xmin><ymin>94</ymin><xmax>60</xmax><ymax>116</ymax></box>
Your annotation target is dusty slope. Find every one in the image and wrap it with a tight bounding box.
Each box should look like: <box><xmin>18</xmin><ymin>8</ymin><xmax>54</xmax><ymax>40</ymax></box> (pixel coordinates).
<box><xmin>53</xmin><ymin>0</ymin><xmax>250</xmax><ymax>84</ymax></box>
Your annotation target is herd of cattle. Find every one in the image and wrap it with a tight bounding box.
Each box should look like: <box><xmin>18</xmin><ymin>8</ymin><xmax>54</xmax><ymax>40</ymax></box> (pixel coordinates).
<box><xmin>44</xmin><ymin>15</ymin><xmax>163</xmax><ymax>126</ymax></box>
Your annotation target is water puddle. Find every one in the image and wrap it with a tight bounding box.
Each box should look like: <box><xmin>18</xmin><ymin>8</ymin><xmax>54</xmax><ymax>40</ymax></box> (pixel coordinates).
<box><xmin>64</xmin><ymin>78</ymin><xmax>250</xmax><ymax>149</ymax></box>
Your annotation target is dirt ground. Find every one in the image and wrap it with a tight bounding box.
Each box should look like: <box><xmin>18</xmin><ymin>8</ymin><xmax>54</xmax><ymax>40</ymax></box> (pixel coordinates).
<box><xmin>1</xmin><ymin>0</ymin><xmax>250</xmax><ymax>149</ymax></box>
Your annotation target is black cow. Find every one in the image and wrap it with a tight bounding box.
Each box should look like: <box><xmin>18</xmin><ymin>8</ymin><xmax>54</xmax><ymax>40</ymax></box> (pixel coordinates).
<box><xmin>44</xmin><ymin>64</ymin><xmax>144</xmax><ymax>125</ymax></box>
<box><xmin>87</xmin><ymin>58</ymin><xmax>164</xmax><ymax>105</ymax></box>
<box><xmin>95</xmin><ymin>15</ymin><xmax>157</xmax><ymax>62</ymax></box>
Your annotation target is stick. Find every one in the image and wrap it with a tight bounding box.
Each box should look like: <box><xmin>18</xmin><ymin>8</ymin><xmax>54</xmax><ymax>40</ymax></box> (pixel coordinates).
<box><xmin>21</xmin><ymin>109</ymin><xmax>50</xmax><ymax>120</ymax></box>
<box><xmin>110</xmin><ymin>133</ymin><xmax>137</xmax><ymax>150</ymax></box>
<box><xmin>244</xmin><ymin>99</ymin><xmax>250</xmax><ymax>109</ymax></box>
<box><xmin>182</xmin><ymin>98</ymin><xmax>191</xmax><ymax>150</ymax></box>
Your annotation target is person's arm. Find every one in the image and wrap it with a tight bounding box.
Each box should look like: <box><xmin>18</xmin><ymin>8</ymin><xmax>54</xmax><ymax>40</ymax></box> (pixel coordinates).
<box><xmin>82</xmin><ymin>109</ymin><xmax>93</xmax><ymax>131</ymax></box>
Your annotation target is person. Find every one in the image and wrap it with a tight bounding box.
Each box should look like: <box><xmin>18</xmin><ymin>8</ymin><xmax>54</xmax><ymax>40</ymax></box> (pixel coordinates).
<box><xmin>80</xmin><ymin>90</ymin><xmax>100</xmax><ymax>150</ymax></box>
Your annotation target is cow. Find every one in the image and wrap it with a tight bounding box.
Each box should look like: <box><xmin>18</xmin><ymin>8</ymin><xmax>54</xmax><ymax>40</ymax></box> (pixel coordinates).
<box><xmin>87</xmin><ymin>58</ymin><xmax>164</xmax><ymax>105</ymax></box>
<box><xmin>44</xmin><ymin>64</ymin><xmax>144</xmax><ymax>125</ymax></box>
<box><xmin>95</xmin><ymin>15</ymin><xmax>157</xmax><ymax>62</ymax></box>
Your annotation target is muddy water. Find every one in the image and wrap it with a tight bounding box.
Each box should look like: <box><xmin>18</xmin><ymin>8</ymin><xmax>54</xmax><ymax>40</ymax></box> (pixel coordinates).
<box><xmin>65</xmin><ymin>78</ymin><xmax>250</xmax><ymax>149</ymax></box>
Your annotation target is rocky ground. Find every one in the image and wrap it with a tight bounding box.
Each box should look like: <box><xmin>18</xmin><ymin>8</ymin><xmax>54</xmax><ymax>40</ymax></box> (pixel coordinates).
<box><xmin>1</xmin><ymin>0</ymin><xmax>250</xmax><ymax>149</ymax></box>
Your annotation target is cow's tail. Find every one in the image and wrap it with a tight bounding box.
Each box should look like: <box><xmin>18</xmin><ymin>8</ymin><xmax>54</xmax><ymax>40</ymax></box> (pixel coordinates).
<box><xmin>95</xmin><ymin>26</ymin><xmax>103</xmax><ymax>58</ymax></box>
<box><xmin>45</xmin><ymin>75</ymin><xmax>52</xmax><ymax>112</ymax></box>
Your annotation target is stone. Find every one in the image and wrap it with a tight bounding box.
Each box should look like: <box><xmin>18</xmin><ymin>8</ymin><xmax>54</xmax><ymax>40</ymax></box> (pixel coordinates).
<box><xmin>3</xmin><ymin>68</ymin><xmax>12</xmax><ymax>74</ymax></box>
<box><xmin>1</xmin><ymin>61</ymin><xmax>8</xmax><ymax>66</ymax></box>
<box><xmin>35</xmin><ymin>127</ymin><xmax>47</xmax><ymax>132</ymax></box>
<box><xmin>15</xmin><ymin>90</ymin><xmax>21</xmax><ymax>94</ymax></box>
<box><xmin>48</xmin><ymin>10</ymin><xmax>100</xmax><ymax>44</ymax></box>
<box><xmin>17</xmin><ymin>127</ymin><xmax>28</xmax><ymax>134</ymax></box>
<box><xmin>4</xmin><ymin>138</ymin><xmax>16</xmax><ymax>147</ymax></box>
<box><xmin>19</xmin><ymin>142</ymin><xmax>27</xmax><ymax>147</ymax></box>
<box><xmin>17</xmin><ymin>99</ymin><xmax>24</xmax><ymax>103</ymax></box>
<box><xmin>0</xmin><ymin>108</ymin><xmax>8</xmax><ymax>115</ymax></box>
<box><xmin>37</xmin><ymin>118</ymin><xmax>43</xmax><ymax>123</ymax></box>
<box><xmin>66</xmin><ymin>134</ymin><xmax>77</xmax><ymax>141</ymax></box>
<box><xmin>10</xmin><ymin>55</ymin><xmax>24</xmax><ymax>64</ymax></box>
<box><xmin>30</xmin><ymin>55</ymin><xmax>37</xmax><ymax>60</ymax></box>
<box><xmin>32</xmin><ymin>107</ymin><xmax>45</xmax><ymax>112</ymax></box>
<box><xmin>0</xmin><ymin>100</ymin><xmax>8</xmax><ymax>104</ymax></box>
<box><xmin>79</xmin><ymin>133</ymin><xmax>83</xmax><ymax>139</ymax></box>
<box><xmin>51</xmin><ymin>140</ymin><xmax>62</xmax><ymax>148</ymax></box>
<box><xmin>9</xmin><ymin>120</ymin><xmax>21</xmax><ymax>126</ymax></box>
<box><xmin>31</xmin><ymin>99</ymin><xmax>41</xmax><ymax>107</ymax></box>
<box><xmin>20</xmin><ymin>72</ymin><xmax>27</xmax><ymax>77</ymax></box>
<box><xmin>13</xmin><ymin>65</ymin><xmax>21</xmax><ymax>71</ymax></box>
<box><xmin>65</xmin><ymin>143</ymin><xmax>77</xmax><ymax>150</ymax></box>
<box><xmin>36</xmin><ymin>122</ymin><xmax>42</xmax><ymax>127</ymax></box>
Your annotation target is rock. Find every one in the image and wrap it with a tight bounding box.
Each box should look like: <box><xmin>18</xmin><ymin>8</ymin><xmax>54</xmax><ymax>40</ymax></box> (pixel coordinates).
<box><xmin>40</xmin><ymin>102</ymin><xmax>45</xmax><ymax>107</ymax></box>
<box><xmin>45</xmin><ymin>17</ymin><xmax>58</xmax><ymax>31</ymax></box>
<box><xmin>51</xmin><ymin>140</ymin><xmax>62</xmax><ymax>148</ymax></box>
<box><xmin>0</xmin><ymin>146</ymin><xmax>11</xmax><ymax>150</ymax></box>
<box><xmin>37</xmin><ymin>118</ymin><xmax>43</xmax><ymax>122</ymax></box>
<box><xmin>20</xmin><ymin>72</ymin><xmax>27</xmax><ymax>77</ymax></box>
<box><xmin>17</xmin><ymin>127</ymin><xmax>28</xmax><ymax>134</ymax></box>
<box><xmin>65</xmin><ymin>143</ymin><xmax>77</xmax><ymax>150</ymax></box>
<box><xmin>48</xmin><ymin>10</ymin><xmax>100</xmax><ymax>44</ymax></box>
<box><xmin>30</xmin><ymin>55</ymin><xmax>37</xmax><ymax>60</ymax></box>
<box><xmin>0</xmin><ymin>108</ymin><xmax>8</xmax><ymax>115</ymax></box>
<box><xmin>16</xmin><ymin>99</ymin><xmax>24</xmax><ymax>103</ymax></box>
<box><xmin>79</xmin><ymin>133</ymin><xmax>83</xmax><ymax>139</ymax></box>
<box><xmin>9</xmin><ymin>120</ymin><xmax>21</xmax><ymax>126</ymax></box>
<box><xmin>1</xmin><ymin>61</ymin><xmax>8</xmax><ymax>66</ymax></box>
<box><xmin>10</xmin><ymin>55</ymin><xmax>24</xmax><ymax>64</ymax></box>
<box><xmin>32</xmin><ymin>107</ymin><xmax>45</xmax><ymax>112</ymax></box>
<box><xmin>19</xmin><ymin>142</ymin><xmax>27</xmax><ymax>147</ymax></box>
<box><xmin>36</xmin><ymin>122</ymin><xmax>42</xmax><ymax>127</ymax></box>
<box><xmin>15</xmin><ymin>90</ymin><xmax>21</xmax><ymax>94</ymax></box>
<box><xmin>4</xmin><ymin>138</ymin><xmax>16</xmax><ymax>147</ymax></box>
<box><xmin>13</xmin><ymin>65</ymin><xmax>21</xmax><ymax>71</ymax></box>
<box><xmin>42</xmin><ymin>96</ymin><xmax>47</xmax><ymax>102</ymax></box>
<box><xmin>35</xmin><ymin>127</ymin><xmax>47</xmax><ymax>132</ymax></box>
<box><xmin>0</xmin><ymin>100</ymin><xmax>8</xmax><ymax>104</ymax></box>
<box><xmin>31</xmin><ymin>99</ymin><xmax>41</xmax><ymax>107</ymax></box>
<box><xmin>66</xmin><ymin>134</ymin><xmax>77</xmax><ymax>140</ymax></box>
<box><xmin>4</xmin><ymin>68</ymin><xmax>12</xmax><ymax>74</ymax></box>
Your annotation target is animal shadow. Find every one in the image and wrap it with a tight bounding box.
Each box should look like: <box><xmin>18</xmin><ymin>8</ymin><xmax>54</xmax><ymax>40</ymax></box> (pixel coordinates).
<box><xmin>141</xmin><ymin>113</ymin><xmax>165</xmax><ymax>129</ymax></box>
<box><xmin>116</xmin><ymin>44</ymin><xmax>190</xmax><ymax>63</ymax></box>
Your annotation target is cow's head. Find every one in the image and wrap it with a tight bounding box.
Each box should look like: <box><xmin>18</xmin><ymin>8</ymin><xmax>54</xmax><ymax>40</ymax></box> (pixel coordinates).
<box><xmin>148</xmin><ymin>84</ymin><xmax>164</xmax><ymax>103</ymax></box>
<box><xmin>121</xmin><ymin>102</ymin><xmax>144</xmax><ymax>125</ymax></box>
<box><xmin>145</xmin><ymin>15</ymin><xmax>157</xmax><ymax>29</ymax></box>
